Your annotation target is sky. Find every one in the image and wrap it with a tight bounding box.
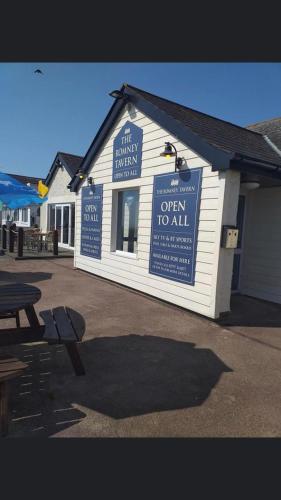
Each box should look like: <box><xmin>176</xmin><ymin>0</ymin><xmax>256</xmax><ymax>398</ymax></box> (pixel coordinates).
<box><xmin>1</xmin><ymin>63</ymin><xmax>281</xmax><ymax>179</ymax></box>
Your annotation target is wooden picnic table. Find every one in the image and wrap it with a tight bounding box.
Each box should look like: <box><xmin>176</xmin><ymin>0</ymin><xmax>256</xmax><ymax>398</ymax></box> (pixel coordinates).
<box><xmin>24</xmin><ymin>231</ymin><xmax>52</xmax><ymax>252</ymax></box>
<box><xmin>37</xmin><ymin>232</ymin><xmax>53</xmax><ymax>252</ymax></box>
<box><xmin>0</xmin><ymin>284</ymin><xmax>85</xmax><ymax>435</ymax></box>
<box><xmin>0</xmin><ymin>283</ymin><xmax>85</xmax><ymax>376</ymax></box>
<box><xmin>0</xmin><ymin>283</ymin><xmax>41</xmax><ymax>327</ymax></box>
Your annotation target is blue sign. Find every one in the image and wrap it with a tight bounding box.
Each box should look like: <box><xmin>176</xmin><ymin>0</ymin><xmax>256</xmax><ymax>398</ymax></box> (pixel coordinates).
<box><xmin>149</xmin><ymin>169</ymin><xmax>202</xmax><ymax>285</ymax></box>
<box><xmin>113</xmin><ymin>120</ymin><xmax>143</xmax><ymax>182</ymax></box>
<box><xmin>80</xmin><ymin>184</ymin><xmax>103</xmax><ymax>259</ymax></box>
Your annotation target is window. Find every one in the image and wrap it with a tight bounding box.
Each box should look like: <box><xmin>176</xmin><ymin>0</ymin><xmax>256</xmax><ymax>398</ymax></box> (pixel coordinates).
<box><xmin>22</xmin><ymin>208</ymin><xmax>28</xmax><ymax>223</ymax></box>
<box><xmin>70</xmin><ymin>203</ymin><xmax>75</xmax><ymax>247</ymax></box>
<box><xmin>14</xmin><ymin>209</ymin><xmax>19</xmax><ymax>222</ymax></box>
<box><xmin>3</xmin><ymin>209</ymin><xmax>12</xmax><ymax>221</ymax></box>
<box><xmin>47</xmin><ymin>203</ymin><xmax>75</xmax><ymax>247</ymax></box>
<box><xmin>116</xmin><ymin>189</ymin><xmax>139</xmax><ymax>254</ymax></box>
<box><xmin>48</xmin><ymin>204</ymin><xmax>56</xmax><ymax>230</ymax></box>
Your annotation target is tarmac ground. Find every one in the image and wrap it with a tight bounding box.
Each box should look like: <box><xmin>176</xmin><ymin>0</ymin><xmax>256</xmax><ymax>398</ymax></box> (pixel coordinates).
<box><xmin>1</xmin><ymin>255</ymin><xmax>281</xmax><ymax>437</ymax></box>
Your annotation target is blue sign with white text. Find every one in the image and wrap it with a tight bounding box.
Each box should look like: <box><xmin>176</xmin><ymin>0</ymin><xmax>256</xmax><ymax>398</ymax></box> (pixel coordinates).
<box><xmin>112</xmin><ymin>120</ymin><xmax>143</xmax><ymax>182</ymax></box>
<box><xmin>80</xmin><ymin>184</ymin><xmax>103</xmax><ymax>259</ymax></box>
<box><xmin>149</xmin><ymin>169</ymin><xmax>202</xmax><ymax>285</ymax></box>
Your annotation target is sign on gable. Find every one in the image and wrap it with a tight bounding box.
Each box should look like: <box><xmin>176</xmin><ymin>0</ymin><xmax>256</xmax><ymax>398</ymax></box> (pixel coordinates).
<box><xmin>112</xmin><ymin>120</ymin><xmax>143</xmax><ymax>182</ymax></box>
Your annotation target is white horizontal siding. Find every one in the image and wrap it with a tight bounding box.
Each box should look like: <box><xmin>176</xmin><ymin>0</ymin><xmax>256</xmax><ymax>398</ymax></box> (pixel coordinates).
<box><xmin>47</xmin><ymin>166</ymin><xmax>74</xmax><ymax>199</ymax></box>
<box><xmin>42</xmin><ymin>166</ymin><xmax>76</xmax><ymax>232</ymax></box>
<box><xmin>40</xmin><ymin>202</ymin><xmax>47</xmax><ymax>232</ymax></box>
<box><xmin>240</xmin><ymin>187</ymin><xmax>281</xmax><ymax>304</ymax></box>
<box><xmin>74</xmin><ymin>105</ymin><xmax>227</xmax><ymax>318</ymax></box>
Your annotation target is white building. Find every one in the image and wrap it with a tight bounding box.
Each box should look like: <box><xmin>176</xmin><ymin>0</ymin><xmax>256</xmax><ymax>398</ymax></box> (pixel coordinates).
<box><xmin>68</xmin><ymin>84</ymin><xmax>281</xmax><ymax>319</ymax></box>
<box><xmin>40</xmin><ymin>152</ymin><xmax>83</xmax><ymax>249</ymax></box>
<box><xmin>1</xmin><ymin>173</ymin><xmax>42</xmax><ymax>227</ymax></box>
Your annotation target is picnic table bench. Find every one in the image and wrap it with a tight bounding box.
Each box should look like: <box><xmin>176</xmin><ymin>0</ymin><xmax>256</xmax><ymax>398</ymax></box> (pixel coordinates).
<box><xmin>40</xmin><ymin>307</ymin><xmax>86</xmax><ymax>375</ymax></box>
<box><xmin>0</xmin><ymin>284</ymin><xmax>86</xmax><ymax>436</ymax></box>
<box><xmin>0</xmin><ymin>355</ymin><xmax>28</xmax><ymax>436</ymax></box>
<box><xmin>0</xmin><ymin>306</ymin><xmax>86</xmax><ymax>376</ymax></box>
<box><xmin>0</xmin><ymin>284</ymin><xmax>86</xmax><ymax>376</ymax></box>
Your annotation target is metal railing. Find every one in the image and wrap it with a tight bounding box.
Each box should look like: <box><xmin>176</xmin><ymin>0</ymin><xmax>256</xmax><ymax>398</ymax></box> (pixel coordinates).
<box><xmin>0</xmin><ymin>225</ymin><xmax>58</xmax><ymax>257</ymax></box>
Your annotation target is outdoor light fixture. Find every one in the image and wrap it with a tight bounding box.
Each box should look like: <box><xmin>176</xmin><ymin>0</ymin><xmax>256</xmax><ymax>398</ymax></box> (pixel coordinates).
<box><xmin>76</xmin><ymin>169</ymin><xmax>85</xmax><ymax>180</ymax></box>
<box><xmin>160</xmin><ymin>142</ymin><xmax>185</xmax><ymax>171</ymax></box>
<box><xmin>87</xmin><ymin>176</ymin><xmax>93</xmax><ymax>186</ymax></box>
<box><xmin>241</xmin><ymin>181</ymin><xmax>260</xmax><ymax>190</ymax></box>
<box><xmin>241</xmin><ymin>175</ymin><xmax>260</xmax><ymax>190</ymax></box>
<box><xmin>109</xmin><ymin>89</ymin><xmax>125</xmax><ymax>99</ymax></box>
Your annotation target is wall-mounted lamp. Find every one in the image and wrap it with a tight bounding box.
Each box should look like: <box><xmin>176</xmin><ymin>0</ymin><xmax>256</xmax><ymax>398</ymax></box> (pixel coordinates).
<box><xmin>160</xmin><ymin>142</ymin><xmax>185</xmax><ymax>172</ymax></box>
<box><xmin>87</xmin><ymin>176</ymin><xmax>93</xmax><ymax>186</ymax></box>
<box><xmin>241</xmin><ymin>181</ymin><xmax>260</xmax><ymax>190</ymax></box>
<box><xmin>75</xmin><ymin>169</ymin><xmax>85</xmax><ymax>180</ymax></box>
<box><xmin>109</xmin><ymin>89</ymin><xmax>125</xmax><ymax>99</ymax></box>
<box><xmin>241</xmin><ymin>174</ymin><xmax>260</xmax><ymax>191</ymax></box>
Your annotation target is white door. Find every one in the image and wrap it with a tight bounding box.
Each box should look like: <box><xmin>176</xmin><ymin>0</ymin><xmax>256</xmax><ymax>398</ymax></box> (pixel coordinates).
<box><xmin>55</xmin><ymin>204</ymin><xmax>72</xmax><ymax>247</ymax></box>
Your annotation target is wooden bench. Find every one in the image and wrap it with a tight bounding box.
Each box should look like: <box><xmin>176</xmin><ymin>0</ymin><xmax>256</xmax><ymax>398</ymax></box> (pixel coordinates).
<box><xmin>40</xmin><ymin>307</ymin><xmax>86</xmax><ymax>376</ymax></box>
<box><xmin>0</xmin><ymin>355</ymin><xmax>28</xmax><ymax>437</ymax></box>
<box><xmin>0</xmin><ymin>307</ymin><xmax>86</xmax><ymax>377</ymax></box>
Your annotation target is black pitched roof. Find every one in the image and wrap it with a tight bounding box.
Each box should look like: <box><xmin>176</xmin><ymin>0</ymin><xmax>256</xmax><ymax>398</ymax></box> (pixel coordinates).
<box><xmin>70</xmin><ymin>83</ymin><xmax>281</xmax><ymax>192</ymax></box>
<box><xmin>246</xmin><ymin>117</ymin><xmax>281</xmax><ymax>151</ymax></box>
<box><xmin>7</xmin><ymin>173</ymin><xmax>42</xmax><ymax>185</ymax></box>
<box><xmin>127</xmin><ymin>85</ymin><xmax>281</xmax><ymax>167</ymax></box>
<box><xmin>45</xmin><ymin>151</ymin><xmax>83</xmax><ymax>186</ymax></box>
<box><xmin>57</xmin><ymin>152</ymin><xmax>84</xmax><ymax>176</ymax></box>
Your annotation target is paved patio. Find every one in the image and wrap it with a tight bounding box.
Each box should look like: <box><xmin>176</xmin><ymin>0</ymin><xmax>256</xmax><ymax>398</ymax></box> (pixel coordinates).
<box><xmin>1</xmin><ymin>255</ymin><xmax>281</xmax><ymax>437</ymax></box>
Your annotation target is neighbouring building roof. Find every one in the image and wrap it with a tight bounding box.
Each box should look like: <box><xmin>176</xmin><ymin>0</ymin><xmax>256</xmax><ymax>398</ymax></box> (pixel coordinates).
<box><xmin>45</xmin><ymin>151</ymin><xmax>84</xmax><ymax>186</ymax></box>
<box><xmin>4</xmin><ymin>173</ymin><xmax>42</xmax><ymax>185</ymax></box>
<box><xmin>70</xmin><ymin>83</ymin><xmax>281</xmax><ymax>192</ymax></box>
<box><xmin>246</xmin><ymin>117</ymin><xmax>281</xmax><ymax>151</ymax></box>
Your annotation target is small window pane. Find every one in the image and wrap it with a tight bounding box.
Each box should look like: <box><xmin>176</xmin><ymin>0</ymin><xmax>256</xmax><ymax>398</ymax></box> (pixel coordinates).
<box><xmin>48</xmin><ymin>205</ymin><xmax>56</xmax><ymax>230</ymax></box>
<box><xmin>56</xmin><ymin>206</ymin><xmax>62</xmax><ymax>242</ymax></box>
<box><xmin>22</xmin><ymin>208</ymin><xmax>28</xmax><ymax>222</ymax></box>
<box><xmin>116</xmin><ymin>190</ymin><xmax>139</xmax><ymax>253</ymax></box>
<box><xmin>70</xmin><ymin>203</ymin><xmax>75</xmax><ymax>247</ymax></box>
<box><xmin>63</xmin><ymin>205</ymin><xmax>70</xmax><ymax>244</ymax></box>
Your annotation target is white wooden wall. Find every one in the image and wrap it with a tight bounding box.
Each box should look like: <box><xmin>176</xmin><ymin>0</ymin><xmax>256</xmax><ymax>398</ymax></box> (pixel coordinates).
<box><xmin>240</xmin><ymin>186</ymin><xmax>281</xmax><ymax>304</ymax></box>
<box><xmin>74</xmin><ymin>105</ymin><xmax>236</xmax><ymax>318</ymax></box>
<box><xmin>41</xmin><ymin>166</ymin><xmax>76</xmax><ymax>232</ymax></box>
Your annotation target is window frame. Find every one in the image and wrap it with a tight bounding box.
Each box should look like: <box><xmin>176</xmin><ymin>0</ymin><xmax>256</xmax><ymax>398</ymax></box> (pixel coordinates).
<box><xmin>111</xmin><ymin>187</ymin><xmax>140</xmax><ymax>258</ymax></box>
<box><xmin>21</xmin><ymin>207</ymin><xmax>28</xmax><ymax>223</ymax></box>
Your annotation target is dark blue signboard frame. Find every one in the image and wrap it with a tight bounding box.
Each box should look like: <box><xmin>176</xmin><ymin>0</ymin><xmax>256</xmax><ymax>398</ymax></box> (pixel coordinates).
<box><xmin>80</xmin><ymin>184</ymin><xmax>103</xmax><ymax>259</ymax></box>
<box><xmin>112</xmin><ymin>120</ymin><xmax>143</xmax><ymax>182</ymax></box>
<box><xmin>149</xmin><ymin>169</ymin><xmax>202</xmax><ymax>285</ymax></box>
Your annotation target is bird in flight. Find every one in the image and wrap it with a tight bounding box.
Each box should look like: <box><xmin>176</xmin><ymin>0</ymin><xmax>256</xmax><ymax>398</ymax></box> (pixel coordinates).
<box><xmin>34</xmin><ymin>69</ymin><xmax>43</xmax><ymax>75</ymax></box>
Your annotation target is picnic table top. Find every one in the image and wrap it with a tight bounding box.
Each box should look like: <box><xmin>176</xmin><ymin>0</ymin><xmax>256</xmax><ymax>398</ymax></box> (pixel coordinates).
<box><xmin>0</xmin><ymin>283</ymin><xmax>41</xmax><ymax>314</ymax></box>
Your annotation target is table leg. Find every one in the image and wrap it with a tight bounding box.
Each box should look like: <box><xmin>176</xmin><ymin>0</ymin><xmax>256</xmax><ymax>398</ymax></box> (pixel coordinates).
<box><xmin>65</xmin><ymin>343</ymin><xmax>85</xmax><ymax>376</ymax></box>
<box><xmin>25</xmin><ymin>305</ymin><xmax>40</xmax><ymax>328</ymax></box>
<box><xmin>0</xmin><ymin>381</ymin><xmax>9</xmax><ymax>437</ymax></box>
<box><xmin>16</xmin><ymin>311</ymin><xmax>20</xmax><ymax>328</ymax></box>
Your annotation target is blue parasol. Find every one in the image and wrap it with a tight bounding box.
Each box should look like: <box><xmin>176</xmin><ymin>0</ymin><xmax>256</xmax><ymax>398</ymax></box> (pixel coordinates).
<box><xmin>0</xmin><ymin>171</ymin><xmax>47</xmax><ymax>209</ymax></box>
